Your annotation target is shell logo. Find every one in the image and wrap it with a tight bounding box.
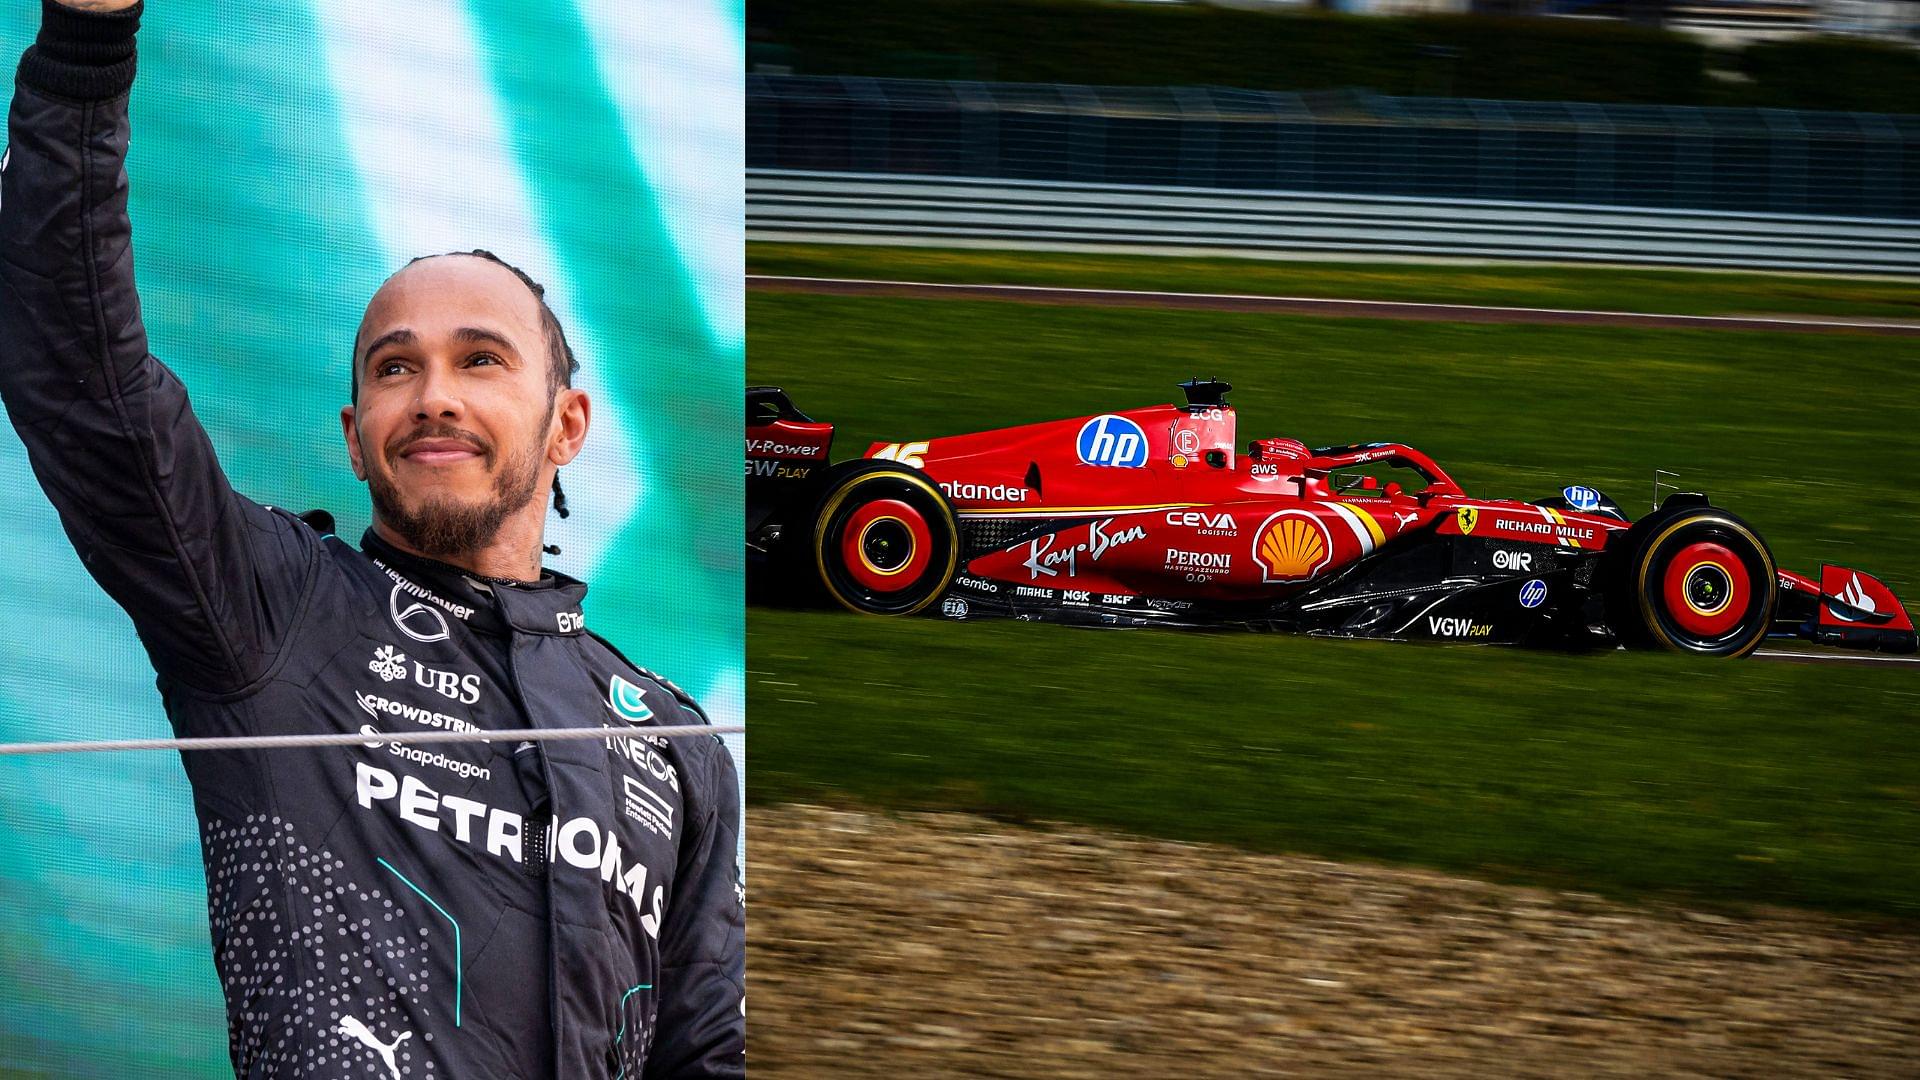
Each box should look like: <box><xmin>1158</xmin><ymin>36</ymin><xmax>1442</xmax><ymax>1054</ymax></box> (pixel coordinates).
<box><xmin>1253</xmin><ymin>511</ymin><xmax>1333</xmax><ymax>583</ymax></box>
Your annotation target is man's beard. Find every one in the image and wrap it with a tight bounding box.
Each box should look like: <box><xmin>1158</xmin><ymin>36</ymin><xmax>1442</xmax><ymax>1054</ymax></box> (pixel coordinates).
<box><xmin>366</xmin><ymin>423</ymin><xmax>546</xmax><ymax>560</ymax></box>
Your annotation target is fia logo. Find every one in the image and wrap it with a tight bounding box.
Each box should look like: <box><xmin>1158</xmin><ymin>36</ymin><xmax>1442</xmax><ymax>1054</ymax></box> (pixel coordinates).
<box><xmin>1518</xmin><ymin>578</ymin><xmax>1548</xmax><ymax>609</ymax></box>
<box><xmin>1076</xmin><ymin>415</ymin><xmax>1148</xmax><ymax>468</ymax></box>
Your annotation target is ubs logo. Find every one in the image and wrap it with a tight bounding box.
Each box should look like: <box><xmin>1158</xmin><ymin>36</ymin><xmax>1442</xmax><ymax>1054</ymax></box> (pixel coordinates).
<box><xmin>369</xmin><ymin>645</ymin><xmax>481</xmax><ymax>704</ymax></box>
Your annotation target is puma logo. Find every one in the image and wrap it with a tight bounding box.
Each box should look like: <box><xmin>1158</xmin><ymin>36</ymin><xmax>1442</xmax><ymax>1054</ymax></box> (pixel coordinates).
<box><xmin>338</xmin><ymin>1015</ymin><xmax>411</xmax><ymax>1080</ymax></box>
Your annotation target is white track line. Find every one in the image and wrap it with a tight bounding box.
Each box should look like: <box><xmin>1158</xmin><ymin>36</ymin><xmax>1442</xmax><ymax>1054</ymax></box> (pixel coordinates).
<box><xmin>1754</xmin><ymin>650</ymin><xmax>1920</xmax><ymax>665</ymax></box>
<box><xmin>748</xmin><ymin>275</ymin><xmax>1920</xmax><ymax>332</ymax></box>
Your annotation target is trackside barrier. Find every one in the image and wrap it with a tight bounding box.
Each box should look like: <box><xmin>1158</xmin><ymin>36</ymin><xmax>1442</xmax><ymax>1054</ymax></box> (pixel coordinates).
<box><xmin>747</xmin><ymin>169</ymin><xmax>1920</xmax><ymax>274</ymax></box>
<box><xmin>748</xmin><ymin>77</ymin><xmax>1920</xmax><ymax>220</ymax></box>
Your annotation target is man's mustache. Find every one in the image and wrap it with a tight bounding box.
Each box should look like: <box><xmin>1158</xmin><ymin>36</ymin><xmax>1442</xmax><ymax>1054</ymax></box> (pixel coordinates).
<box><xmin>385</xmin><ymin>424</ymin><xmax>494</xmax><ymax>466</ymax></box>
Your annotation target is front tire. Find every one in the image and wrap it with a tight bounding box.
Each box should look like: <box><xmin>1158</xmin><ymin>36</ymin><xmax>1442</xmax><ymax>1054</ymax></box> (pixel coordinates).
<box><xmin>1611</xmin><ymin>507</ymin><xmax>1776</xmax><ymax>657</ymax></box>
<box><xmin>809</xmin><ymin>461</ymin><xmax>960</xmax><ymax>616</ymax></box>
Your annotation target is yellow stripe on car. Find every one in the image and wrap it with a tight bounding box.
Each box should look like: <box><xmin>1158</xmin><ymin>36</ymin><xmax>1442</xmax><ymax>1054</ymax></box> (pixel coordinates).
<box><xmin>1342</xmin><ymin>502</ymin><xmax>1387</xmax><ymax>548</ymax></box>
<box><xmin>956</xmin><ymin>502</ymin><xmax>1203</xmax><ymax>519</ymax></box>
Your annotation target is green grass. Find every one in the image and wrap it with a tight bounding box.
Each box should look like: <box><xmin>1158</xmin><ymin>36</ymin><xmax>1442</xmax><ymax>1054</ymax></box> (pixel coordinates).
<box><xmin>751</xmin><ymin>611</ymin><xmax>1920</xmax><ymax>917</ymax></box>
<box><xmin>750</xmin><ymin>243</ymin><xmax>1920</xmax><ymax>321</ymax></box>
<box><xmin>748</xmin><ymin>287</ymin><xmax>1920</xmax><ymax>918</ymax></box>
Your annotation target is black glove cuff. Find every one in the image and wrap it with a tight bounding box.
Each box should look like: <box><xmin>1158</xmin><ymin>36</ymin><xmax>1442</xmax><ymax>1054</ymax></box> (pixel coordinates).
<box><xmin>19</xmin><ymin>0</ymin><xmax>143</xmax><ymax>102</ymax></box>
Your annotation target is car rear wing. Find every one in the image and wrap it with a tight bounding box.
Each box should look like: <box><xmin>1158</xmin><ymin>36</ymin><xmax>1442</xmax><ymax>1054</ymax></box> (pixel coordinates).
<box><xmin>747</xmin><ymin>386</ymin><xmax>835</xmax><ymax>531</ymax></box>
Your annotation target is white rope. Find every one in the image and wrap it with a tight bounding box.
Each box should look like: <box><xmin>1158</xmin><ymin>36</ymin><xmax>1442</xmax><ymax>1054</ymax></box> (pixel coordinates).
<box><xmin>0</xmin><ymin>724</ymin><xmax>744</xmax><ymax>756</ymax></box>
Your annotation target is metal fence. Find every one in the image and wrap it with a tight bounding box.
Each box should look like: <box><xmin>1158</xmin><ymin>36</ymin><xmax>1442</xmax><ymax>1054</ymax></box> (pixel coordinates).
<box><xmin>747</xmin><ymin>170</ymin><xmax>1920</xmax><ymax>274</ymax></box>
<box><xmin>749</xmin><ymin>75</ymin><xmax>1920</xmax><ymax>219</ymax></box>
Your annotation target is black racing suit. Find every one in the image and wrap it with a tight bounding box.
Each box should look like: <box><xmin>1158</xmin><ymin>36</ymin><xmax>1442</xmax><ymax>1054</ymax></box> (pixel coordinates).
<box><xmin>0</xmin><ymin>4</ymin><xmax>744</xmax><ymax>1076</ymax></box>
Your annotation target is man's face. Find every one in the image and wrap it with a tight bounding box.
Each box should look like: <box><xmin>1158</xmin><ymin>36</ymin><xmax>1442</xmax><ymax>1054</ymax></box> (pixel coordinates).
<box><xmin>341</xmin><ymin>256</ymin><xmax>582</xmax><ymax>559</ymax></box>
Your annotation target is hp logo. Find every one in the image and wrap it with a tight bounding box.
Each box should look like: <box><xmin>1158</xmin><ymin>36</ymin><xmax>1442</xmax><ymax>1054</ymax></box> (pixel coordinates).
<box><xmin>1518</xmin><ymin>578</ymin><xmax>1548</xmax><ymax>609</ymax></box>
<box><xmin>1076</xmin><ymin>414</ymin><xmax>1148</xmax><ymax>468</ymax></box>
<box><xmin>1562</xmin><ymin>485</ymin><xmax>1602</xmax><ymax>511</ymax></box>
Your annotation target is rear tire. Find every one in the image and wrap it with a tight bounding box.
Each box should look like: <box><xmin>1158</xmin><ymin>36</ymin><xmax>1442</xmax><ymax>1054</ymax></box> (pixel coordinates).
<box><xmin>808</xmin><ymin>461</ymin><xmax>960</xmax><ymax>616</ymax></box>
<box><xmin>1609</xmin><ymin>507</ymin><xmax>1776</xmax><ymax>657</ymax></box>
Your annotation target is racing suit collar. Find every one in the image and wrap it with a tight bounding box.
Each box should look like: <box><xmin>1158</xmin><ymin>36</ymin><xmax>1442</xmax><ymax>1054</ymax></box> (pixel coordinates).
<box><xmin>360</xmin><ymin>528</ymin><xmax>589</xmax><ymax>638</ymax></box>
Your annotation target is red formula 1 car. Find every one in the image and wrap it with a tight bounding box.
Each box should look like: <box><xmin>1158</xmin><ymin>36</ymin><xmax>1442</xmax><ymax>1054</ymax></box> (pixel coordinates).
<box><xmin>747</xmin><ymin>380</ymin><xmax>1914</xmax><ymax>657</ymax></box>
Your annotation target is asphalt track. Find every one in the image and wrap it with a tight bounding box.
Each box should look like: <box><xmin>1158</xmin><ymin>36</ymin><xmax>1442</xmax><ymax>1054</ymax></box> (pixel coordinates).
<box><xmin>748</xmin><ymin>275</ymin><xmax>1920</xmax><ymax>336</ymax></box>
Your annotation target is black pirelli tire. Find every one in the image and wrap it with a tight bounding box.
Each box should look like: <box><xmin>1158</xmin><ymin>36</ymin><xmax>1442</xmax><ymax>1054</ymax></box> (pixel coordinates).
<box><xmin>1609</xmin><ymin>506</ymin><xmax>1777</xmax><ymax>658</ymax></box>
<box><xmin>808</xmin><ymin>461</ymin><xmax>960</xmax><ymax>616</ymax></box>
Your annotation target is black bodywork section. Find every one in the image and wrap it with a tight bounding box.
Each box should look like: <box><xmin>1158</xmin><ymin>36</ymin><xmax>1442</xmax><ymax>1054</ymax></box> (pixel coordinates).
<box><xmin>746</xmin><ymin>385</ymin><xmax>830</xmax><ymax>549</ymax></box>
<box><xmin>934</xmin><ymin>526</ymin><xmax>1612</xmax><ymax>649</ymax></box>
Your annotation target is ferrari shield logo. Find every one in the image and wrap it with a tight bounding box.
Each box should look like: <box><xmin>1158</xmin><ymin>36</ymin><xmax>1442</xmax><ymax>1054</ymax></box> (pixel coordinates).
<box><xmin>1457</xmin><ymin>507</ymin><xmax>1479</xmax><ymax>535</ymax></box>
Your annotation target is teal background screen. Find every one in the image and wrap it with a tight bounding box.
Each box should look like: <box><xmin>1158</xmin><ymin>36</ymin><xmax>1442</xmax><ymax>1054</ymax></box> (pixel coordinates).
<box><xmin>0</xmin><ymin>2</ymin><xmax>743</xmax><ymax>1074</ymax></box>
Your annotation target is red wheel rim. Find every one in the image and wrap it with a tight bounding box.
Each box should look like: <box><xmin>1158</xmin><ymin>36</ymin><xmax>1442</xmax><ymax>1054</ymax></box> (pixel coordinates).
<box><xmin>839</xmin><ymin>499</ymin><xmax>933</xmax><ymax>593</ymax></box>
<box><xmin>1661</xmin><ymin>541</ymin><xmax>1749</xmax><ymax>637</ymax></box>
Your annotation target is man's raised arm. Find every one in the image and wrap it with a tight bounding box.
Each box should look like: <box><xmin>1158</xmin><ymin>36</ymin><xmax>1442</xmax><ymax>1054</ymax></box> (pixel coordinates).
<box><xmin>0</xmin><ymin>0</ymin><xmax>313</xmax><ymax>694</ymax></box>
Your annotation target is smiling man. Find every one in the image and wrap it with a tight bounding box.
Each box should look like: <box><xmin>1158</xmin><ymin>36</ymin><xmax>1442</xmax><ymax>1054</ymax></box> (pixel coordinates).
<box><xmin>0</xmin><ymin>2</ymin><xmax>743</xmax><ymax>1077</ymax></box>
<box><xmin>349</xmin><ymin>252</ymin><xmax>590</xmax><ymax>575</ymax></box>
